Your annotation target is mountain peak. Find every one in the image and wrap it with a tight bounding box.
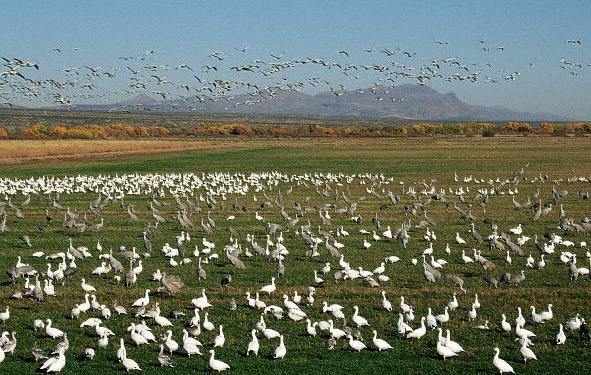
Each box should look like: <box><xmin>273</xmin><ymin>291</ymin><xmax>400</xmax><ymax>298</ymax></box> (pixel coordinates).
<box><xmin>119</xmin><ymin>94</ymin><xmax>157</xmax><ymax>106</ymax></box>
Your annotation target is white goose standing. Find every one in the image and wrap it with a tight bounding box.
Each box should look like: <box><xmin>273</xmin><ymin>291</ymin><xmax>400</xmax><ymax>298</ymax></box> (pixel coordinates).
<box><xmin>520</xmin><ymin>339</ymin><xmax>537</xmax><ymax>362</ymax></box>
<box><xmin>493</xmin><ymin>347</ymin><xmax>514</xmax><ymax>374</ymax></box>
<box><xmin>347</xmin><ymin>334</ymin><xmax>366</xmax><ymax>352</ymax></box>
<box><xmin>246</xmin><ymin>329</ymin><xmax>259</xmax><ymax>356</ymax></box>
<box><xmin>132</xmin><ymin>289</ymin><xmax>150</xmax><ymax>307</ymax></box>
<box><xmin>556</xmin><ymin>323</ymin><xmax>566</xmax><ymax>345</ymax></box>
<box><xmin>352</xmin><ymin>306</ymin><xmax>370</xmax><ymax>327</ymax></box>
<box><xmin>407</xmin><ymin>317</ymin><xmax>426</xmax><ymax>339</ymax></box>
<box><xmin>273</xmin><ymin>335</ymin><xmax>287</xmax><ymax>359</ymax></box>
<box><xmin>381</xmin><ymin>291</ymin><xmax>392</xmax><ymax>312</ymax></box>
<box><xmin>45</xmin><ymin>319</ymin><xmax>64</xmax><ymax>339</ymax></box>
<box><xmin>209</xmin><ymin>349</ymin><xmax>230</xmax><ymax>372</ymax></box>
<box><xmin>260</xmin><ymin>277</ymin><xmax>276</xmax><ymax>295</ymax></box>
<box><xmin>437</xmin><ymin>339</ymin><xmax>457</xmax><ymax>360</ymax></box>
<box><xmin>372</xmin><ymin>330</ymin><xmax>392</xmax><ymax>351</ymax></box>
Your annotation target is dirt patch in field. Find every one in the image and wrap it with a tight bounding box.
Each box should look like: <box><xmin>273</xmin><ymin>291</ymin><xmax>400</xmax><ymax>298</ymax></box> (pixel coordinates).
<box><xmin>0</xmin><ymin>139</ymin><xmax>241</xmax><ymax>165</ymax></box>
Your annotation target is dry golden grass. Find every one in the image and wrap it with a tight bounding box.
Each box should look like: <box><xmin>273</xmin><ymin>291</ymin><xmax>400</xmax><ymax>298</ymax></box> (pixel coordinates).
<box><xmin>0</xmin><ymin>139</ymin><xmax>242</xmax><ymax>164</ymax></box>
<box><xmin>0</xmin><ymin>139</ymin><xmax>211</xmax><ymax>158</ymax></box>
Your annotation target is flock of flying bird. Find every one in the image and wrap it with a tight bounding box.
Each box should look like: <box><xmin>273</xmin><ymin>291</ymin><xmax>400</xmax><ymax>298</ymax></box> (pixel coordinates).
<box><xmin>0</xmin><ymin>166</ymin><xmax>590</xmax><ymax>373</ymax></box>
<box><xmin>0</xmin><ymin>38</ymin><xmax>587</xmax><ymax>111</ymax></box>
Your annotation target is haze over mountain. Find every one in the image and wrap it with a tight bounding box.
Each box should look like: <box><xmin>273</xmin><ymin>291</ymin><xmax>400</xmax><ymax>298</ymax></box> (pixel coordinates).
<box><xmin>73</xmin><ymin>84</ymin><xmax>564</xmax><ymax>121</ymax></box>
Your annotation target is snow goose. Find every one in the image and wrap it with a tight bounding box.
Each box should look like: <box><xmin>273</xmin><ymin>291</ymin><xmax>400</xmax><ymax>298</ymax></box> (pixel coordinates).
<box><xmin>474</xmin><ymin>320</ymin><xmax>489</xmax><ymax>330</ymax></box>
<box><xmin>461</xmin><ymin>250</ymin><xmax>474</xmax><ymax>264</ymax></box>
<box><xmin>381</xmin><ymin>291</ymin><xmax>392</xmax><ymax>312</ymax></box>
<box><xmin>84</xmin><ymin>347</ymin><xmax>95</xmax><ymax>360</ymax></box>
<box><xmin>33</xmin><ymin>319</ymin><xmax>45</xmax><ymax>331</ymax></box>
<box><xmin>329</xmin><ymin>320</ymin><xmax>347</xmax><ymax>339</ymax></box>
<box><xmin>80</xmin><ymin>278</ymin><xmax>96</xmax><ymax>292</ymax></box>
<box><xmin>139</xmin><ymin>321</ymin><xmax>156</xmax><ymax>342</ymax></box>
<box><xmin>455</xmin><ymin>232</ymin><xmax>466</xmax><ymax>245</ymax></box>
<box><xmin>373</xmin><ymin>262</ymin><xmax>385</xmax><ymax>275</ymax></box>
<box><xmin>426</xmin><ymin>307</ymin><xmax>438</xmax><ymax>329</ymax></box>
<box><xmin>262</xmin><ymin>327</ymin><xmax>281</xmax><ymax>340</ymax></box>
<box><xmin>435</xmin><ymin>307</ymin><xmax>450</xmax><ymax>324</ymax></box>
<box><xmin>347</xmin><ymin>334</ymin><xmax>366</xmax><ymax>352</ymax></box>
<box><xmin>444</xmin><ymin>243</ymin><xmax>451</xmax><ymax>255</ymax></box>
<box><xmin>121</xmin><ymin>352</ymin><xmax>141</xmax><ymax>371</ymax></box>
<box><xmin>406</xmin><ymin>317</ymin><xmax>426</xmax><ymax>339</ymax></box>
<box><xmin>273</xmin><ymin>335</ymin><xmax>287</xmax><ymax>359</ymax></box>
<box><xmin>131</xmin><ymin>289</ymin><xmax>150</xmax><ymax>307</ymax></box>
<box><xmin>422</xmin><ymin>243</ymin><xmax>433</xmax><ymax>255</ymax></box>
<box><xmin>515</xmin><ymin>307</ymin><xmax>525</xmax><ymax>327</ymax></box>
<box><xmin>45</xmin><ymin>319</ymin><xmax>64</xmax><ymax>339</ymax></box>
<box><xmin>530</xmin><ymin>306</ymin><xmax>543</xmax><ymax>324</ymax></box>
<box><xmin>129</xmin><ymin>325</ymin><xmax>148</xmax><ymax>346</ymax></box>
<box><xmin>352</xmin><ymin>306</ymin><xmax>369</xmax><ymax>327</ymax></box>
<box><xmin>397</xmin><ymin>314</ymin><xmax>413</xmax><ymax>335</ymax></box>
<box><xmin>493</xmin><ymin>347</ymin><xmax>514</xmax><ymax>374</ymax></box>
<box><xmin>39</xmin><ymin>346</ymin><xmax>66</xmax><ymax>373</ymax></box>
<box><xmin>0</xmin><ymin>307</ymin><xmax>9</xmax><ymax>323</ymax></box>
<box><xmin>213</xmin><ymin>325</ymin><xmax>225</xmax><ymax>348</ymax></box>
<box><xmin>209</xmin><ymin>349</ymin><xmax>230</xmax><ymax>372</ymax></box>
<box><xmin>520</xmin><ymin>340</ymin><xmax>537</xmax><ymax>362</ymax></box>
<box><xmin>154</xmin><ymin>304</ymin><xmax>173</xmax><ymax>327</ymax></box>
<box><xmin>437</xmin><ymin>340</ymin><xmax>458</xmax><ymax>360</ymax></box>
<box><xmin>202</xmin><ymin>313</ymin><xmax>215</xmax><ymax>331</ymax></box>
<box><xmin>515</xmin><ymin>322</ymin><xmax>536</xmax><ymax>339</ymax></box>
<box><xmin>372</xmin><ymin>330</ymin><xmax>392</xmax><ymax>351</ymax></box>
<box><xmin>473</xmin><ymin>293</ymin><xmax>480</xmax><ymax>309</ymax></box>
<box><xmin>260</xmin><ymin>277</ymin><xmax>276</xmax><ymax>294</ymax></box>
<box><xmin>540</xmin><ymin>304</ymin><xmax>553</xmax><ymax>321</ymax></box>
<box><xmin>399</xmin><ymin>296</ymin><xmax>411</xmax><ymax>313</ymax></box>
<box><xmin>447</xmin><ymin>293</ymin><xmax>459</xmax><ymax>311</ymax></box>
<box><xmin>305</xmin><ymin>319</ymin><xmax>317</xmax><ymax>337</ymax></box>
<box><xmin>192</xmin><ymin>289</ymin><xmax>213</xmax><ymax>310</ymax></box>
<box><xmin>444</xmin><ymin>330</ymin><xmax>464</xmax><ymax>353</ymax></box>
<box><xmin>182</xmin><ymin>329</ymin><xmax>202</xmax><ymax>357</ymax></box>
<box><xmin>466</xmin><ymin>303</ymin><xmax>477</xmax><ymax>321</ymax></box>
<box><xmin>509</xmin><ymin>224</ymin><xmax>522</xmax><ymax>235</ymax></box>
<box><xmin>164</xmin><ymin>330</ymin><xmax>179</xmax><ymax>355</ymax></box>
<box><xmin>556</xmin><ymin>324</ymin><xmax>566</xmax><ymax>345</ymax></box>
<box><xmin>117</xmin><ymin>338</ymin><xmax>126</xmax><ymax>361</ymax></box>
<box><xmin>78</xmin><ymin>294</ymin><xmax>91</xmax><ymax>313</ymax></box>
<box><xmin>246</xmin><ymin>329</ymin><xmax>259</xmax><ymax>356</ymax></box>
<box><xmin>500</xmin><ymin>314</ymin><xmax>511</xmax><ymax>332</ymax></box>
<box><xmin>385</xmin><ymin>255</ymin><xmax>400</xmax><ymax>263</ymax></box>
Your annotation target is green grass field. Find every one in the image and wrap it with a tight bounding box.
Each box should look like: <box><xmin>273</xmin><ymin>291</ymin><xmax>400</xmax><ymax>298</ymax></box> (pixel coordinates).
<box><xmin>0</xmin><ymin>136</ymin><xmax>590</xmax><ymax>374</ymax></box>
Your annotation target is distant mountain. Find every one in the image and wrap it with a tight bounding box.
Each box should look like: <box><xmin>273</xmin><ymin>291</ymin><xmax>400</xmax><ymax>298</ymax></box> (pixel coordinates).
<box><xmin>118</xmin><ymin>94</ymin><xmax>158</xmax><ymax>106</ymax></box>
<box><xmin>76</xmin><ymin>85</ymin><xmax>566</xmax><ymax>121</ymax></box>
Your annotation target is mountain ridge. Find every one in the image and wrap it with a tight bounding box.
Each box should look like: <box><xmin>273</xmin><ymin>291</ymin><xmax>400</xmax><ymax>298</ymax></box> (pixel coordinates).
<box><xmin>74</xmin><ymin>84</ymin><xmax>567</xmax><ymax>121</ymax></box>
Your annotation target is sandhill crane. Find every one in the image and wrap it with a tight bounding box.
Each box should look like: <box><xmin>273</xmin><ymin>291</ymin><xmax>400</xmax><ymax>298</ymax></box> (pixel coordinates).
<box><xmin>446</xmin><ymin>274</ymin><xmax>466</xmax><ymax>293</ymax></box>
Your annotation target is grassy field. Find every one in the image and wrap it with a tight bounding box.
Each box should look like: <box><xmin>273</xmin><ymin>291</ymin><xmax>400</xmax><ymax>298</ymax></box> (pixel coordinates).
<box><xmin>0</xmin><ymin>136</ymin><xmax>590</xmax><ymax>374</ymax></box>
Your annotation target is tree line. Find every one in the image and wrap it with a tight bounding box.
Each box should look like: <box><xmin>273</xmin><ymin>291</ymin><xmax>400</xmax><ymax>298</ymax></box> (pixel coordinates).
<box><xmin>1</xmin><ymin>121</ymin><xmax>590</xmax><ymax>139</ymax></box>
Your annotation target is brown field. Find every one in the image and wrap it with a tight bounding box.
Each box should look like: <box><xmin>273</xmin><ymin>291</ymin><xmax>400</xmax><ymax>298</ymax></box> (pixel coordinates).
<box><xmin>0</xmin><ymin>139</ymin><xmax>234</xmax><ymax>165</ymax></box>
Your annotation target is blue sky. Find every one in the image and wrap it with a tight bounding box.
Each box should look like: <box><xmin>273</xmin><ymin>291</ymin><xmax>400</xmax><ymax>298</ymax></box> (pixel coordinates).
<box><xmin>1</xmin><ymin>0</ymin><xmax>590</xmax><ymax>119</ymax></box>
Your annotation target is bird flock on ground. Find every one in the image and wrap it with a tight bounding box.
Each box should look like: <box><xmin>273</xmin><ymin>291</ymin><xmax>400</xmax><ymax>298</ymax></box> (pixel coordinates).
<box><xmin>0</xmin><ymin>38</ymin><xmax>587</xmax><ymax>110</ymax></box>
<box><xmin>0</xmin><ymin>166</ymin><xmax>590</xmax><ymax>373</ymax></box>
